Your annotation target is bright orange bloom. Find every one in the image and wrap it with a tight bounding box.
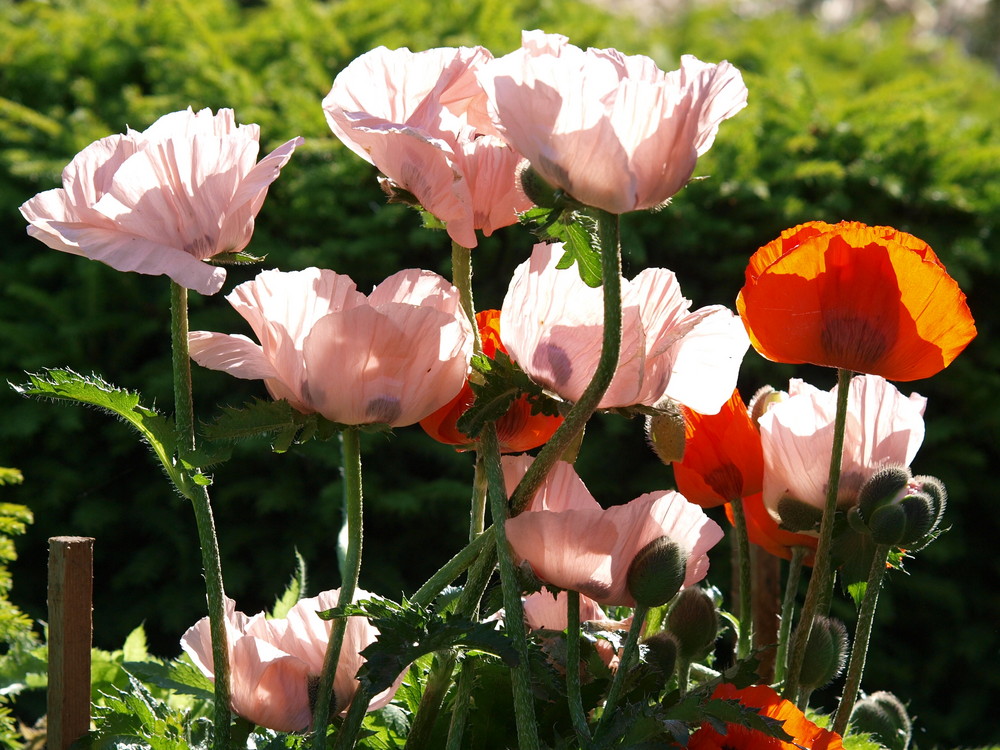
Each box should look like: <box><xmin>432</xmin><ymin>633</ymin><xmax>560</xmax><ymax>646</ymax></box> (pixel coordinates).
<box><xmin>736</xmin><ymin>221</ymin><xmax>976</xmax><ymax>381</ymax></box>
<box><xmin>687</xmin><ymin>683</ymin><xmax>843</xmax><ymax>749</ymax></box>
<box><xmin>673</xmin><ymin>388</ymin><xmax>763</xmax><ymax>508</ymax></box>
<box><xmin>725</xmin><ymin>493</ymin><xmax>817</xmax><ymax>566</ymax></box>
<box><xmin>420</xmin><ymin>309</ymin><xmax>563</xmax><ymax>452</ymax></box>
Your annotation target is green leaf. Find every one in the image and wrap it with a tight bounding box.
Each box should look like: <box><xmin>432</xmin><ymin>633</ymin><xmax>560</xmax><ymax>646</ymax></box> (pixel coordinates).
<box><xmin>519</xmin><ymin>206</ymin><xmax>602</xmax><ymax>287</ymax></box>
<box><xmin>122</xmin><ymin>625</ymin><xmax>149</xmax><ymax>662</ymax></box>
<box><xmin>122</xmin><ymin>657</ymin><xmax>214</xmax><ymax>701</ymax></box>
<box><xmin>324</xmin><ymin>596</ymin><xmax>519</xmax><ymax>696</ymax></box>
<box><xmin>201</xmin><ymin>398</ymin><xmax>342</xmax><ymax>450</ymax></box>
<box><xmin>271</xmin><ymin>549</ymin><xmax>308</xmax><ymax>619</ymax></box>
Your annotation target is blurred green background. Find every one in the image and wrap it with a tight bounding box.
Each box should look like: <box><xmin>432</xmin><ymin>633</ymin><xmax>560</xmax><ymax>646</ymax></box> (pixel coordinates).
<box><xmin>2</xmin><ymin>0</ymin><xmax>999</xmax><ymax>746</ymax></box>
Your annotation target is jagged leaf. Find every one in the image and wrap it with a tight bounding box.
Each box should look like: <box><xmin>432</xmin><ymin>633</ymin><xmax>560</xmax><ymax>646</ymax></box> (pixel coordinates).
<box><xmin>201</xmin><ymin>398</ymin><xmax>342</xmax><ymax>451</ymax></box>
<box><xmin>520</xmin><ymin>206</ymin><xmax>602</xmax><ymax>287</ymax></box>
<box><xmin>271</xmin><ymin>549</ymin><xmax>308</xmax><ymax>619</ymax></box>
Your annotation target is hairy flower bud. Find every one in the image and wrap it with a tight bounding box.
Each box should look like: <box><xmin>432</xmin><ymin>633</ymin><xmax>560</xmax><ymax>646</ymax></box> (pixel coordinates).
<box><xmin>776</xmin><ymin>496</ymin><xmax>823</xmax><ymax>533</ymax></box>
<box><xmin>748</xmin><ymin>384</ymin><xmax>784</xmax><ymax>425</ymax></box>
<box><xmin>858</xmin><ymin>465</ymin><xmax>913</xmax><ymax>519</ymax></box>
<box><xmin>799</xmin><ymin>616</ymin><xmax>848</xmax><ymax>691</ymax></box>
<box><xmin>850</xmin><ymin>691</ymin><xmax>912</xmax><ymax>750</ymax></box>
<box><xmin>667</xmin><ymin>587</ymin><xmax>718</xmax><ymax>660</ymax></box>
<box><xmin>641</xmin><ymin>631</ymin><xmax>678</xmax><ymax>677</ymax></box>
<box><xmin>626</xmin><ymin>536</ymin><xmax>688</xmax><ymax>608</ymax></box>
<box><xmin>646</xmin><ymin>401</ymin><xmax>687</xmax><ymax>465</ymax></box>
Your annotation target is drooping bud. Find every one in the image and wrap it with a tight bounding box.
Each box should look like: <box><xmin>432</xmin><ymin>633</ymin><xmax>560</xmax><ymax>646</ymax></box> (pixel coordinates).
<box><xmin>626</xmin><ymin>537</ymin><xmax>687</xmax><ymax>608</ymax></box>
<box><xmin>850</xmin><ymin>691</ymin><xmax>912</xmax><ymax>750</ymax></box>
<box><xmin>666</xmin><ymin>587</ymin><xmax>718</xmax><ymax>660</ymax></box>
<box><xmin>858</xmin><ymin>465</ymin><xmax>912</xmax><ymax>519</ymax></box>
<box><xmin>641</xmin><ymin>631</ymin><xmax>678</xmax><ymax>677</ymax></box>
<box><xmin>748</xmin><ymin>384</ymin><xmax>784</xmax><ymax>426</ymax></box>
<box><xmin>799</xmin><ymin>616</ymin><xmax>848</xmax><ymax>691</ymax></box>
<box><xmin>645</xmin><ymin>401</ymin><xmax>686</xmax><ymax>465</ymax></box>
<box><xmin>776</xmin><ymin>495</ymin><xmax>823</xmax><ymax>532</ymax></box>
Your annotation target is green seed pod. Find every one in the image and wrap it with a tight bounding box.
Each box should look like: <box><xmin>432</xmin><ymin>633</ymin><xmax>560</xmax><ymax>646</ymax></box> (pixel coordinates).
<box><xmin>799</xmin><ymin>616</ymin><xmax>848</xmax><ymax>691</ymax></box>
<box><xmin>641</xmin><ymin>630</ymin><xmax>678</xmax><ymax>677</ymax></box>
<box><xmin>626</xmin><ymin>536</ymin><xmax>688</xmax><ymax>608</ymax></box>
<box><xmin>850</xmin><ymin>691</ymin><xmax>912</xmax><ymax>750</ymax></box>
<box><xmin>858</xmin><ymin>465</ymin><xmax>912</xmax><ymax>519</ymax></box>
<box><xmin>666</xmin><ymin>587</ymin><xmax>718</xmax><ymax>661</ymax></box>
<box><xmin>645</xmin><ymin>401</ymin><xmax>686</xmax><ymax>465</ymax></box>
<box><xmin>776</xmin><ymin>495</ymin><xmax>823</xmax><ymax>532</ymax></box>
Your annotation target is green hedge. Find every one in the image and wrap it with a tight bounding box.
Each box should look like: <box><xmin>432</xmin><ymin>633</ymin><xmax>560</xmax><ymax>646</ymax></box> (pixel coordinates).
<box><xmin>2</xmin><ymin>0</ymin><xmax>999</xmax><ymax>745</ymax></box>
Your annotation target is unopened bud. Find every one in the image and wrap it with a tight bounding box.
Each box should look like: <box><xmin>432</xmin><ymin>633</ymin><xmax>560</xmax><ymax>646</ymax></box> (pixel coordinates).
<box><xmin>776</xmin><ymin>496</ymin><xmax>822</xmax><ymax>532</ymax></box>
<box><xmin>626</xmin><ymin>537</ymin><xmax>687</xmax><ymax>608</ymax></box>
<box><xmin>666</xmin><ymin>587</ymin><xmax>718</xmax><ymax>660</ymax></box>
<box><xmin>850</xmin><ymin>691</ymin><xmax>912</xmax><ymax>750</ymax></box>
<box><xmin>912</xmin><ymin>475</ymin><xmax>947</xmax><ymax>539</ymax></box>
<box><xmin>641</xmin><ymin>631</ymin><xmax>678</xmax><ymax>677</ymax></box>
<box><xmin>858</xmin><ymin>465</ymin><xmax>912</xmax><ymax>519</ymax></box>
<box><xmin>799</xmin><ymin>616</ymin><xmax>848</xmax><ymax>691</ymax></box>
<box><xmin>868</xmin><ymin>503</ymin><xmax>908</xmax><ymax>546</ymax></box>
<box><xmin>748</xmin><ymin>385</ymin><xmax>784</xmax><ymax>425</ymax></box>
<box><xmin>645</xmin><ymin>402</ymin><xmax>686</xmax><ymax>465</ymax></box>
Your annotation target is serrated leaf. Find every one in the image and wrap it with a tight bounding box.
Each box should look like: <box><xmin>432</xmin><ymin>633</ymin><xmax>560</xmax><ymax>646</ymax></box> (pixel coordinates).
<box><xmin>202</xmin><ymin>398</ymin><xmax>343</xmax><ymax>451</ymax></box>
<box><xmin>122</xmin><ymin>626</ymin><xmax>149</xmax><ymax>662</ymax></box>
<box><xmin>520</xmin><ymin>206</ymin><xmax>602</xmax><ymax>287</ymax></box>
<box><xmin>122</xmin><ymin>657</ymin><xmax>214</xmax><ymax>701</ymax></box>
<box><xmin>271</xmin><ymin>549</ymin><xmax>308</xmax><ymax>619</ymax></box>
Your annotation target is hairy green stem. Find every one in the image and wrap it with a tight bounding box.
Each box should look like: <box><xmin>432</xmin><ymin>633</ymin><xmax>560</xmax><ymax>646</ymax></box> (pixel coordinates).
<box><xmin>171</xmin><ymin>282</ymin><xmax>231</xmax><ymax>748</ymax></box>
<box><xmin>774</xmin><ymin>546</ymin><xmax>807</xmax><ymax>687</ymax></box>
<box><xmin>313</xmin><ymin>428</ymin><xmax>364</xmax><ymax>748</ymax></box>
<box><xmin>833</xmin><ymin>543</ymin><xmax>891</xmax><ymax>735</ymax></box>
<box><xmin>597</xmin><ymin>604</ymin><xmax>648</xmax><ymax>733</ymax></box>
<box><xmin>729</xmin><ymin>496</ymin><xmax>753</xmax><ymax>660</ymax></box>
<box><xmin>405</xmin><ymin>652</ymin><xmax>458</xmax><ymax>750</ymax></box>
<box><xmin>483</xmin><ymin>423</ymin><xmax>540</xmax><ymax>750</ymax></box>
<box><xmin>566</xmin><ymin>590</ymin><xmax>593</xmax><ymax>747</ymax></box>
<box><xmin>411</xmin><ymin>527</ymin><xmax>493</xmax><ymax>608</ymax></box>
<box><xmin>451</xmin><ymin>241</ymin><xmax>482</xmax><ymax>355</ymax></box>
<box><xmin>784</xmin><ymin>367</ymin><xmax>852</xmax><ymax>702</ymax></box>
<box><xmin>445</xmin><ymin>658</ymin><xmax>477</xmax><ymax>750</ymax></box>
<box><xmin>509</xmin><ymin>210</ymin><xmax>622</xmax><ymax>516</ymax></box>
<box><xmin>470</xmin><ymin>452</ymin><xmax>488</xmax><ymax>540</ymax></box>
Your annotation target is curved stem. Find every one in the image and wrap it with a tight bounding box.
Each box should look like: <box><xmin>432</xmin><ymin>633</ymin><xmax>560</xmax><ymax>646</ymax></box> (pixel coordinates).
<box><xmin>451</xmin><ymin>241</ymin><xmax>482</xmax><ymax>355</ymax></box>
<box><xmin>774</xmin><ymin>546</ymin><xmax>807</xmax><ymax>687</ymax></box>
<box><xmin>832</xmin><ymin>543</ymin><xmax>891</xmax><ymax>735</ymax></box>
<box><xmin>509</xmin><ymin>210</ymin><xmax>622</xmax><ymax>516</ymax></box>
<box><xmin>729</xmin><ymin>496</ymin><xmax>753</xmax><ymax>660</ymax></box>
<box><xmin>411</xmin><ymin>527</ymin><xmax>493</xmax><ymax>608</ymax></box>
<box><xmin>171</xmin><ymin>282</ymin><xmax>231</xmax><ymax>748</ymax></box>
<box><xmin>482</xmin><ymin>423</ymin><xmax>540</xmax><ymax>750</ymax></box>
<box><xmin>313</xmin><ymin>428</ymin><xmax>364</xmax><ymax>748</ymax></box>
<box><xmin>597</xmin><ymin>604</ymin><xmax>648</xmax><ymax>734</ymax></box>
<box><xmin>783</xmin><ymin>367</ymin><xmax>852</xmax><ymax>701</ymax></box>
<box><xmin>566</xmin><ymin>590</ymin><xmax>592</xmax><ymax>747</ymax></box>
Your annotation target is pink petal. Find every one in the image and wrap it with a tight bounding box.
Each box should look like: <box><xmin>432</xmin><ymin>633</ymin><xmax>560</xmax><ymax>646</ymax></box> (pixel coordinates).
<box><xmin>228</xmin><ymin>636</ymin><xmax>313</xmax><ymax>732</ymax></box>
<box><xmin>501</xmin><ymin>456</ymin><xmax>601</xmax><ymax>513</ymax></box>
<box><xmin>188</xmin><ymin>331</ymin><xmax>279</xmax><ymax>381</ymax></box>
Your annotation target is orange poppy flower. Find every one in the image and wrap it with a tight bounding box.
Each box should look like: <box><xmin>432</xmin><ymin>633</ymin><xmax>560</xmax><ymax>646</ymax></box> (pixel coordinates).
<box><xmin>673</xmin><ymin>388</ymin><xmax>764</xmax><ymax>508</ymax></box>
<box><xmin>420</xmin><ymin>309</ymin><xmax>564</xmax><ymax>452</ymax></box>
<box><xmin>736</xmin><ymin>221</ymin><xmax>976</xmax><ymax>381</ymax></box>
<box><xmin>687</xmin><ymin>683</ymin><xmax>843</xmax><ymax>749</ymax></box>
<box><xmin>725</xmin><ymin>493</ymin><xmax>817</xmax><ymax>566</ymax></box>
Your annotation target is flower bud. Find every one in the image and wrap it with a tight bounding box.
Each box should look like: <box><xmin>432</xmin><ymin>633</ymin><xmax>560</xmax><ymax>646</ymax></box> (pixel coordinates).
<box><xmin>911</xmin><ymin>475</ymin><xmax>947</xmax><ymax>541</ymax></box>
<box><xmin>858</xmin><ymin>465</ymin><xmax>912</xmax><ymax>519</ymax></box>
<box><xmin>748</xmin><ymin>384</ymin><xmax>784</xmax><ymax>425</ymax></box>
<box><xmin>868</xmin><ymin>503</ymin><xmax>908</xmax><ymax>546</ymax></box>
<box><xmin>645</xmin><ymin>402</ymin><xmax>686</xmax><ymax>465</ymax></box>
<box><xmin>641</xmin><ymin>631</ymin><xmax>678</xmax><ymax>677</ymax></box>
<box><xmin>799</xmin><ymin>616</ymin><xmax>848</xmax><ymax>691</ymax></box>
<box><xmin>850</xmin><ymin>691</ymin><xmax>912</xmax><ymax>750</ymax></box>
<box><xmin>666</xmin><ymin>587</ymin><xmax>718</xmax><ymax>660</ymax></box>
<box><xmin>776</xmin><ymin>496</ymin><xmax>822</xmax><ymax>532</ymax></box>
<box><xmin>626</xmin><ymin>537</ymin><xmax>687</xmax><ymax>608</ymax></box>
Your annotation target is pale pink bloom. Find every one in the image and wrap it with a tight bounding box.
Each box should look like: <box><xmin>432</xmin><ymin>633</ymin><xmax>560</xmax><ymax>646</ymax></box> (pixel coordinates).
<box><xmin>180</xmin><ymin>589</ymin><xmax>399</xmax><ymax>732</ymax></box>
<box><xmin>504</xmin><ymin>457</ymin><xmax>723</xmax><ymax>607</ymax></box>
<box><xmin>189</xmin><ymin>267</ymin><xmax>474</xmax><ymax>427</ymax></box>
<box><xmin>759</xmin><ymin>374</ymin><xmax>927</xmax><ymax>517</ymax></box>
<box><xmin>502</xmin><ymin>454</ymin><xmax>600</xmax><ymax>512</ymax></box>
<box><xmin>523</xmin><ymin>588</ymin><xmax>628</xmax><ymax>669</ymax></box>
<box><xmin>477</xmin><ymin>31</ymin><xmax>747</xmax><ymax>214</ymax></box>
<box><xmin>499</xmin><ymin>242</ymin><xmax>749</xmax><ymax>413</ymax></box>
<box><xmin>323</xmin><ymin>46</ymin><xmax>530</xmax><ymax>248</ymax></box>
<box><xmin>19</xmin><ymin>108</ymin><xmax>302</xmax><ymax>295</ymax></box>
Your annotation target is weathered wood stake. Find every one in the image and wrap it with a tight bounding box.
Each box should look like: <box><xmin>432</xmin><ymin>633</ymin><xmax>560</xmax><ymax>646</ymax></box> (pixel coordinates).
<box><xmin>48</xmin><ymin>536</ymin><xmax>94</xmax><ymax>749</ymax></box>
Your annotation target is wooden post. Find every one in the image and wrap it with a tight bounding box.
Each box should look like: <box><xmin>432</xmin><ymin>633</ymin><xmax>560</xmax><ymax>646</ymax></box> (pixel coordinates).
<box><xmin>48</xmin><ymin>536</ymin><xmax>94</xmax><ymax>749</ymax></box>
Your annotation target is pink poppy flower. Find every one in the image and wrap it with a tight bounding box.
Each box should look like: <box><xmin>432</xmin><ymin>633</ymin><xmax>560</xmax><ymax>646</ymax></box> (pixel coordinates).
<box><xmin>759</xmin><ymin>375</ymin><xmax>926</xmax><ymax>519</ymax></box>
<box><xmin>323</xmin><ymin>46</ymin><xmax>531</xmax><ymax>248</ymax></box>
<box><xmin>180</xmin><ymin>589</ymin><xmax>399</xmax><ymax>731</ymax></box>
<box><xmin>19</xmin><ymin>108</ymin><xmax>302</xmax><ymax>295</ymax></box>
<box><xmin>499</xmin><ymin>242</ymin><xmax>749</xmax><ymax>413</ymax></box>
<box><xmin>189</xmin><ymin>266</ymin><xmax>474</xmax><ymax>426</ymax></box>
<box><xmin>503</xmin><ymin>456</ymin><xmax>723</xmax><ymax>607</ymax></box>
<box><xmin>477</xmin><ymin>30</ymin><xmax>747</xmax><ymax>214</ymax></box>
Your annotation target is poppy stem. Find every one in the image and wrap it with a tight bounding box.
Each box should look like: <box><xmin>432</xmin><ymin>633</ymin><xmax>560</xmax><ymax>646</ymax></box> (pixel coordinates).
<box><xmin>729</xmin><ymin>496</ymin><xmax>753</xmax><ymax>660</ymax></box>
<box><xmin>470</xmin><ymin>452</ymin><xmax>488</xmax><ymax>540</ymax></box>
<box><xmin>482</xmin><ymin>422</ymin><xmax>541</xmax><ymax>750</ymax></box>
<box><xmin>411</xmin><ymin>526</ymin><xmax>493</xmax><ymax>607</ymax></box>
<box><xmin>783</xmin><ymin>368</ymin><xmax>852</xmax><ymax>703</ymax></box>
<box><xmin>404</xmin><ymin>652</ymin><xmax>458</xmax><ymax>750</ymax></box>
<box><xmin>170</xmin><ymin>282</ymin><xmax>232</xmax><ymax>748</ymax></box>
<box><xmin>445</xmin><ymin>658</ymin><xmax>478</xmax><ymax>750</ymax></box>
<box><xmin>312</xmin><ymin>427</ymin><xmax>364</xmax><ymax>748</ymax></box>
<box><xmin>566</xmin><ymin>590</ymin><xmax>593</xmax><ymax>747</ymax></box>
<box><xmin>597</xmin><ymin>604</ymin><xmax>648</xmax><ymax>735</ymax></box>
<box><xmin>451</xmin><ymin>241</ymin><xmax>483</xmax><ymax>355</ymax></box>
<box><xmin>509</xmin><ymin>210</ymin><xmax>622</xmax><ymax>516</ymax></box>
<box><xmin>832</xmin><ymin>543</ymin><xmax>891</xmax><ymax>735</ymax></box>
<box><xmin>774</xmin><ymin>546</ymin><xmax>807</xmax><ymax>686</ymax></box>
